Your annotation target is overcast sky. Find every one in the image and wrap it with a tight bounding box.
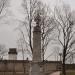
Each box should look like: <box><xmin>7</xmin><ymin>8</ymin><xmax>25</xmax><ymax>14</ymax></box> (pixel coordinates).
<box><xmin>0</xmin><ymin>0</ymin><xmax>75</xmax><ymax>49</ymax></box>
<box><xmin>0</xmin><ymin>0</ymin><xmax>75</xmax><ymax>60</ymax></box>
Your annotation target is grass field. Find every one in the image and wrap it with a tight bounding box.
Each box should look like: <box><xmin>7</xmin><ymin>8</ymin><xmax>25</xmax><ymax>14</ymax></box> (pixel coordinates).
<box><xmin>66</xmin><ymin>72</ymin><xmax>75</xmax><ymax>75</ymax></box>
<box><xmin>60</xmin><ymin>71</ymin><xmax>75</xmax><ymax>75</ymax></box>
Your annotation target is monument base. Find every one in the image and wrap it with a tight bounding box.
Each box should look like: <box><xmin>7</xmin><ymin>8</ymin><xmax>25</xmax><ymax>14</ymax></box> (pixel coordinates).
<box><xmin>31</xmin><ymin>62</ymin><xmax>41</xmax><ymax>75</ymax></box>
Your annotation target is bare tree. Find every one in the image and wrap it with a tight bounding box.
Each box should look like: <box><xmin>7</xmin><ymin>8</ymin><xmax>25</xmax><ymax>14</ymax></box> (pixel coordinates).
<box><xmin>0</xmin><ymin>0</ymin><xmax>9</xmax><ymax>60</ymax></box>
<box><xmin>0</xmin><ymin>44</ymin><xmax>7</xmax><ymax>60</ymax></box>
<box><xmin>36</xmin><ymin>3</ymin><xmax>56</xmax><ymax>61</ymax></box>
<box><xmin>0</xmin><ymin>0</ymin><xmax>9</xmax><ymax>18</ymax></box>
<box><xmin>17</xmin><ymin>30</ymin><xmax>33</xmax><ymax>74</ymax></box>
<box><xmin>17</xmin><ymin>34</ymin><xmax>27</xmax><ymax>74</ymax></box>
<box><xmin>21</xmin><ymin>0</ymin><xmax>40</xmax><ymax>53</ymax></box>
<box><xmin>53</xmin><ymin>4</ymin><xmax>75</xmax><ymax>75</ymax></box>
<box><xmin>16</xmin><ymin>0</ymin><xmax>56</xmax><ymax>61</ymax></box>
<box><xmin>15</xmin><ymin>0</ymin><xmax>41</xmax><ymax>60</ymax></box>
<box><xmin>67</xmin><ymin>52</ymin><xmax>75</xmax><ymax>64</ymax></box>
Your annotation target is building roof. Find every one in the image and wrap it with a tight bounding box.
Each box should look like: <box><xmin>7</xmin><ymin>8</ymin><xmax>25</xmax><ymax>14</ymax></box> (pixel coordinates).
<box><xmin>8</xmin><ymin>48</ymin><xmax>17</xmax><ymax>54</ymax></box>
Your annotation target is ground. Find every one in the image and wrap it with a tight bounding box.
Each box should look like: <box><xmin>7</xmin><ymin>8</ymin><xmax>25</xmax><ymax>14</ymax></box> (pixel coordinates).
<box><xmin>50</xmin><ymin>71</ymin><xmax>60</xmax><ymax>75</ymax></box>
<box><xmin>50</xmin><ymin>71</ymin><xmax>75</xmax><ymax>75</ymax></box>
<box><xmin>66</xmin><ymin>71</ymin><xmax>75</xmax><ymax>75</ymax></box>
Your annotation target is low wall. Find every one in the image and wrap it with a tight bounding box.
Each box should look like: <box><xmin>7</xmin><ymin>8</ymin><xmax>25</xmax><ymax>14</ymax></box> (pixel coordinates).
<box><xmin>0</xmin><ymin>60</ymin><xmax>61</xmax><ymax>75</ymax></box>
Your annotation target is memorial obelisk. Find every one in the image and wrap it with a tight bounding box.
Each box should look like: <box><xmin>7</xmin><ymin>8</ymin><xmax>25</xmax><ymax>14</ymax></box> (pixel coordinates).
<box><xmin>31</xmin><ymin>12</ymin><xmax>41</xmax><ymax>75</ymax></box>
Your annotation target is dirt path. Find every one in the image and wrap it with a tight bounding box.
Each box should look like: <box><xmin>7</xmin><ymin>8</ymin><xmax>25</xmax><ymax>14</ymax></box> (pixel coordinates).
<box><xmin>50</xmin><ymin>71</ymin><xmax>60</xmax><ymax>75</ymax></box>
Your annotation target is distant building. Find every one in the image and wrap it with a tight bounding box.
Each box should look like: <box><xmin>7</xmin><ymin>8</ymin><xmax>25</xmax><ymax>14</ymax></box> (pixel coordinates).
<box><xmin>8</xmin><ymin>48</ymin><xmax>17</xmax><ymax>60</ymax></box>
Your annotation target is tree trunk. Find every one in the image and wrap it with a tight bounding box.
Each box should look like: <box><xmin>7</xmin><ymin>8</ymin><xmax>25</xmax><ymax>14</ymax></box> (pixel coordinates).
<box><xmin>62</xmin><ymin>48</ymin><xmax>66</xmax><ymax>75</ymax></box>
<box><xmin>62</xmin><ymin>61</ymin><xmax>66</xmax><ymax>75</ymax></box>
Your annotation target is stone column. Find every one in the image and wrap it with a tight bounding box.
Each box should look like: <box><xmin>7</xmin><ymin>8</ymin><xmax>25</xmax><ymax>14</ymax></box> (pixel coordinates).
<box><xmin>31</xmin><ymin>25</ymin><xmax>41</xmax><ymax>75</ymax></box>
<box><xmin>31</xmin><ymin>12</ymin><xmax>42</xmax><ymax>75</ymax></box>
<box><xmin>33</xmin><ymin>25</ymin><xmax>41</xmax><ymax>62</ymax></box>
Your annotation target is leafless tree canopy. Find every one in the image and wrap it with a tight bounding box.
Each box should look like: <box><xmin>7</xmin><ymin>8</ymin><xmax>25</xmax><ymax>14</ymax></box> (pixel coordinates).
<box><xmin>0</xmin><ymin>0</ymin><xmax>9</xmax><ymax>15</ymax></box>
<box><xmin>0</xmin><ymin>44</ymin><xmax>7</xmax><ymax>59</ymax></box>
<box><xmin>17</xmin><ymin>0</ymin><xmax>56</xmax><ymax>61</ymax></box>
<box><xmin>53</xmin><ymin>4</ymin><xmax>75</xmax><ymax>75</ymax></box>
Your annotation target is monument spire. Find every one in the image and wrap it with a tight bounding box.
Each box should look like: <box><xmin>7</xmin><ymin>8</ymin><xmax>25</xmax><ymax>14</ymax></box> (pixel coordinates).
<box><xmin>34</xmin><ymin>11</ymin><xmax>41</xmax><ymax>26</ymax></box>
<box><xmin>33</xmin><ymin>11</ymin><xmax>41</xmax><ymax>62</ymax></box>
<box><xmin>31</xmin><ymin>11</ymin><xmax>42</xmax><ymax>75</ymax></box>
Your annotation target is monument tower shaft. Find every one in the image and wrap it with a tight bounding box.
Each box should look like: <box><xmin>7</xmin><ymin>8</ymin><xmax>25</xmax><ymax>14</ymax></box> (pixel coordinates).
<box><xmin>31</xmin><ymin>12</ymin><xmax>42</xmax><ymax>75</ymax></box>
<box><xmin>33</xmin><ymin>25</ymin><xmax>41</xmax><ymax>62</ymax></box>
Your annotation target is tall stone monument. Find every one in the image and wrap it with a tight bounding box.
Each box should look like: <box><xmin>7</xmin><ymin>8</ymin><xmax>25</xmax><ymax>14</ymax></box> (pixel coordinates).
<box><xmin>31</xmin><ymin>12</ymin><xmax>42</xmax><ymax>75</ymax></box>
